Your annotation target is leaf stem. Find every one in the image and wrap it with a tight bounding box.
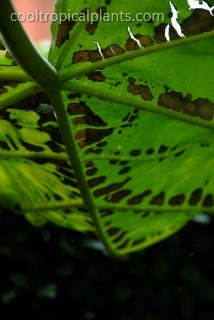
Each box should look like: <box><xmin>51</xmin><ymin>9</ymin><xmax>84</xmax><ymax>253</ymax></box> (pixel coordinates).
<box><xmin>21</xmin><ymin>201</ymin><xmax>213</xmax><ymax>214</ymax></box>
<box><xmin>0</xmin><ymin>82</ymin><xmax>42</xmax><ymax>110</ymax></box>
<box><xmin>59</xmin><ymin>30</ymin><xmax>214</xmax><ymax>82</ymax></box>
<box><xmin>0</xmin><ymin>0</ymin><xmax>115</xmax><ymax>254</ymax></box>
<box><xmin>62</xmin><ymin>80</ymin><xmax>214</xmax><ymax>130</ymax></box>
<box><xmin>0</xmin><ymin>150</ymin><xmax>68</xmax><ymax>161</ymax></box>
<box><xmin>0</xmin><ymin>66</ymin><xmax>31</xmax><ymax>82</ymax></box>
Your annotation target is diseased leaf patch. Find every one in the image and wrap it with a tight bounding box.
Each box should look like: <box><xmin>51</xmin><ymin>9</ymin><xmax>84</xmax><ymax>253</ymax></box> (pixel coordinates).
<box><xmin>0</xmin><ymin>92</ymin><xmax>93</xmax><ymax>232</ymax></box>
<box><xmin>63</xmin><ymin>91</ymin><xmax>213</xmax><ymax>216</ymax></box>
<box><xmin>158</xmin><ymin>90</ymin><xmax>214</xmax><ymax>121</ymax></box>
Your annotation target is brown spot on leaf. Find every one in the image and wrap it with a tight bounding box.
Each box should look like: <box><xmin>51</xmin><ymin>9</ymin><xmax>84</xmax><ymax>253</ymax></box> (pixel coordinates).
<box><xmin>97</xmin><ymin>141</ymin><xmax>107</xmax><ymax>148</ymax></box>
<box><xmin>106</xmin><ymin>190</ymin><xmax>132</xmax><ymax>203</ymax></box>
<box><xmin>189</xmin><ymin>188</ymin><xmax>203</xmax><ymax>205</ymax></box>
<box><xmin>182</xmin><ymin>9</ymin><xmax>214</xmax><ymax>36</ymax></box>
<box><xmin>194</xmin><ymin>98</ymin><xmax>214</xmax><ymax>121</ymax></box>
<box><xmin>0</xmin><ymin>84</ymin><xmax>7</xmax><ymax>95</ymax></box>
<box><xmin>150</xmin><ymin>192</ymin><xmax>165</xmax><ymax>206</ymax></box>
<box><xmin>113</xmin><ymin>231</ymin><xmax>127</xmax><ymax>243</ymax></box>
<box><xmin>87</xmin><ymin>71</ymin><xmax>106</xmax><ymax>82</ymax></box>
<box><xmin>56</xmin><ymin>19</ymin><xmax>76</xmax><ymax>48</ymax></box>
<box><xmin>75</xmin><ymin>128</ymin><xmax>114</xmax><ymax>147</ymax></box>
<box><xmin>158</xmin><ymin>91</ymin><xmax>183</xmax><ymax>111</ymax></box>
<box><xmin>132</xmin><ymin>237</ymin><xmax>146</xmax><ymax>246</ymax></box>
<box><xmin>86</xmin><ymin>167</ymin><xmax>98</xmax><ymax>176</ymax></box>
<box><xmin>119</xmin><ymin>167</ymin><xmax>131</xmax><ymax>175</ymax></box>
<box><xmin>72</xmin><ymin>49</ymin><xmax>102</xmax><ymax>64</ymax></box>
<box><xmin>85</xmin><ymin>161</ymin><xmax>95</xmax><ymax>168</ymax></box>
<box><xmin>154</xmin><ymin>9</ymin><xmax>214</xmax><ymax>43</ymax></box>
<box><xmin>103</xmin><ymin>44</ymin><xmax>125</xmax><ymax>58</ymax></box>
<box><xmin>127</xmin><ymin>78</ymin><xmax>153</xmax><ymax>101</ymax></box>
<box><xmin>73</xmin><ymin>44</ymin><xmax>125</xmax><ymax>64</ymax></box>
<box><xmin>130</xmin><ymin>150</ymin><xmax>141</xmax><ymax>157</ymax></box>
<box><xmin>146</xmin><ymin>148</ymin><xmax>154</xmax><ymax>155</ymax></box>
<box><xmin>67</xmin><ymin>102</ymin><xmax>107</xmax><ymax>127</ymax></box>
<box><xmin>88</xmin><ymin>176</ymin><xmax>106</xmax><ymax>188</ymax></box>
<box><xmin>158</xmin><ymin>145</ymin><xmax>169</xmax><ymax>154</ymax></box>
<box><xmin>85</xmin><ymin>21</ymin><xmax>99</xmax><ymax>35</ymax></box>
<box><xmin>20</xmin><ymin>140</ymin><xmax>44</xmax><ymax>152</ymax></box>
<box><xmin>0</xmin><ymin>141</ymin><xmax>10</xmax><ymax>150</ymax></box>
<box><xmin>85</xmin><ymin>6</ymin><xmax>107</xmax><ymax>35</ymax></box>
<box><xmin>169</xmin><ymin>194</ymin><xmax>185</xmax><ymax>206</ymax></box>
<box><xmin>183</xmin><ymin>102</ymin><xmax>199</xmax><ymax>117</ymax></box>
<box><xmin>107</xmin><ymin>227</ymin><xmax>121</xmax><ymax>236</ymax></box>
<box><xmin>126</xmin><ymin>34</ymin><xmax>154</xmax><ymax>50</ymax></box>
<box><xmin>128</xmin><ymin>190</ymin><xmax>152</xmax><ymax>205</ymax></box>
<box><xmin>202</xmin><ymin>194</ymin><xmax>213</xmax><ymax>207</ymax></box>
<box><xmin>94</xmin><ymin>178</ymin><xmax>131</xmax><ymax>198</ymax></box>
<box><xmin>117</xmin><ymin>240</ymin><xmax>129</xmax><ymax>250</ymax></box>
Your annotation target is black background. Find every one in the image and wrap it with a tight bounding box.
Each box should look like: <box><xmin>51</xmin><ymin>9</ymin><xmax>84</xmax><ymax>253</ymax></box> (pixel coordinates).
<box><xmin>0</xmin><ymin>210</ymin><xmax>213</xmax><ymax>320</ymax></box>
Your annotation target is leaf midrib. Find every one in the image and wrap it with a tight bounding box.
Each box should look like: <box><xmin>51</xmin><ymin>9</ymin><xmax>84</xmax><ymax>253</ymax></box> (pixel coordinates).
<box><xmin>59</xmin><ymin>30</ymin><xmax>214</xmax><ymax>82</ymax></box>
<box><xmin>21</xmin><ymin>201</ymin><xmax>213</xmax><ymax>214</ymax></box>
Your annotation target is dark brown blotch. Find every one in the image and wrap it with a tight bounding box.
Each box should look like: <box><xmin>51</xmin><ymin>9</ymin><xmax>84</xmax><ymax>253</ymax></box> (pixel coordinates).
<box><xmin>119</xmin><ymin>167</ymin><xmax>131</xmax><ymax>175</ymax></box>
<box><xmin>105</xmin><ymin>190</ymin><xmax>132</xmax><ymax>203</ymax></box>
<box><xmin>67</xmin><ymin>102</ymin><xmax>107</xmax><ymax>127</ymax></box>
<box><xmin>86</xmin><ymin>167</ymin><xmax>97</xmax><ymax>176</ymax></box>
<box><xmin>158</xmin><ymin>145</ymin><xmax>169</xmax><ymax>154</ymax></box>
<box><xmin>94</xmin><ymin>178</ymin><xmax>131</xmax><ymax>198</ymax></box>
<box><xmin>103</xmin><ymin>44</ymin><xmax>125</xmax><ymax>58</ymax></box>
<box><xmin>127</xmin><ymin>190</ymin><xmax>152</xmax><ymax>205</ymax></box>
<box><xmin>88</xmin><ymin>176</ymin><xmax>106</xmax><ymax>188</ymax></box>
<box><xmin>107</xmin><ymin>227</ymin><xmax>121</xmax><ymax>236</ymax></box>
<box><xmin>126</xmin><ymin>34</ymin><xmax>154</xmax><ymax>51</ymax></box>
<box><xmin>56</xmin><ymin>19</ymin><xmax>76</xmax><ymax>48</ymax></box>
<box><xmin>127</xmin><ymin>78</ymin><xmax>153</xmax><ymax>101</ymax></box>
<box><xmin>130</xmin><ymin>150</ymin><xmax>141</xmax><ymax>157</ymax></box>
<box><xmin>189</xmin><ymin>188</ymin><xmax>203</xmax><ymax>206</ymax></box>
<box><xmin>132</xmin><ymin>237</ymin><xmax>146</xmax><ymax>247</ymax></box>
<box><xmin>169</xmin><ymin>194</ymin><xmax>185</xmax><ymax>206</ymax></box>
<box><xmin>194</xmin><ymin>98</ymin><xmax>213</xmax><ymax>121</ymax></box>
<box><xmin>150</xmin><ymin>192</ymin><xmax>165</xmax><ymax>206</ymax></box>
<box><xmin>158</xmin><ymin>91</ymin><xmax>183</xmax><ymax>111</ymax></box>
<box><xmin>87</xmin><ymin>71</ymin><xmax>106</xmax><ymax>82</ymax></box>
<box><xmin>202</xmin><ymin>194</ymin><xmax>213</xmax><ymax>207</ymax></box>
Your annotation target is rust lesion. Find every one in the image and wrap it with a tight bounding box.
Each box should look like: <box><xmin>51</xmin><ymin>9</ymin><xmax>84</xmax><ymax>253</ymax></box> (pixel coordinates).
<box><xmin>127</xmin><ymin>77</ymin><xmax>154</xmax><ymax>101</ymax></box>
<box><xmin>0</xmin><ymin>81</ymin><xmax>19</xmax><ymax>95</ymax></box>
<box><xmin>154</xmin><ymin>9</ymin><xmax>214</xmax><ymax>43</ymax></box>
<box><xmin>72</xmin><ymin>43</ymin><xmax>125</xmax><ymax>64</ymax></box>
<box><xmin>85</xmin><ymin>6</ymin><xmax>107</xmax><ymax>35</ymax></box>
<box><xmin>56</xmin><ymin>19</ymin><xmax>77</xmax><ymax>48</ymax></box>
<box><xmin>87</xmin><ymin>71</ymin><xmax>106</xmax><ymax>82</ymax></box>
<box><xmin>126</xmin><ymin>34</ymin><xmax>154</xmax><ymax>51</ymax></box>
<box><xmin>158</xmin><ymin>91</ymin><xmax>214</xmax><ymax>121</ymax></box>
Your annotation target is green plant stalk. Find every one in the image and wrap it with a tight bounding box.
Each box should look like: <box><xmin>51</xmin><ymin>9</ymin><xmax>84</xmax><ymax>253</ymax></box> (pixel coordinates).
<box><xmin>62</xmin><ymin>80</ymin><xmax>214</xmax><ymax>130</ymax></box>
<box><xmin>0</xmin><ymin>0</ymin><xmax>115</xmax><ymax>255</ymax></box>
<box><xmin>0</xmin><ymin>66</ymin><xmax>31</xmax><ymax>82</ymax></box>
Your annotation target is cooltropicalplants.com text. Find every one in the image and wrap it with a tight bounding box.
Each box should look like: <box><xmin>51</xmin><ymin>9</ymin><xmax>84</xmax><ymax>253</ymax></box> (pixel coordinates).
<box><xmin>10</xmin><ymin>9</ymin><xmax>165</xmax><ymax>23</ymax></box>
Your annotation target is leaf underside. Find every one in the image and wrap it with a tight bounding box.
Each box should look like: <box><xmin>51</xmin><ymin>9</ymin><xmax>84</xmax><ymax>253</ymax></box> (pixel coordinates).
<box><xmin>0</xmin><ymin>0</ymin><xmax>214</xmax><ymax>255</ymax></box>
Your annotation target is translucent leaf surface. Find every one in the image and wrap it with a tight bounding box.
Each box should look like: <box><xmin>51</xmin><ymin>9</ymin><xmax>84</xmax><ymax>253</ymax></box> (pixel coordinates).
<box><xmin>47</xmin><ymin>0</ymin><xmax>214</xmax><ymax>254</ymax></box>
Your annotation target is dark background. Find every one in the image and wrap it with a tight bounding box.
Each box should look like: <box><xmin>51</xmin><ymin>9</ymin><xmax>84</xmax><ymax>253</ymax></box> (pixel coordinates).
<box><xmin>0</xmin><ymin>210</ymin><xmax>213</xmax><ymax>320</ymax></box>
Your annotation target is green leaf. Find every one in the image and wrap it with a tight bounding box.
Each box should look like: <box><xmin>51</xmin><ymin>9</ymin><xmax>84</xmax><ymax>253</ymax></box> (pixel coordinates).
<box><xmin>47</xmin><ymin>0</ymin><xmax>214</xmax><ymax>254</ymax></box>
<box><xmin>0</xmin><ymin>99</ymin><xmax>93</xmax><ymax>233</ymax></box>
<box><xmin>0</xmin><ymin>0</ymin><xmax>214</xmax><ymax>255</ymax></box>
